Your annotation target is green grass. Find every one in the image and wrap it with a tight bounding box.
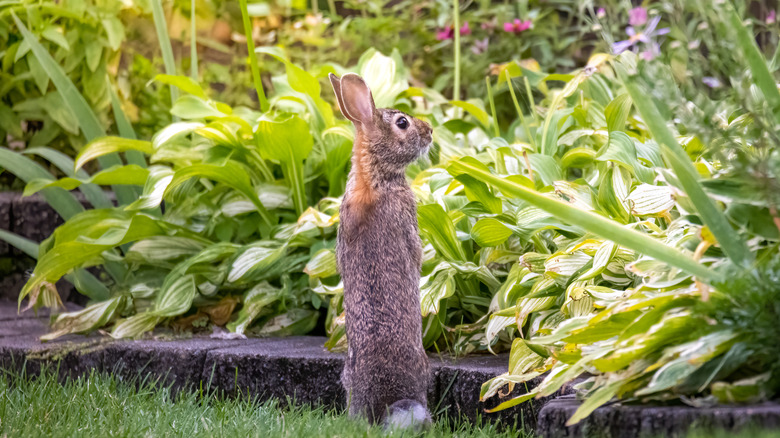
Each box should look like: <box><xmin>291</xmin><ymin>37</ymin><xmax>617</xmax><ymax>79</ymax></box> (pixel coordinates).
<box><xmin>0</xmin><ymin>369</ymin><xmax>528</xmax><ymax>437</ymax></box>
<box><xmin>1</xmin><ymin>369</ymin><xmax>779</xmax><ymax>438</ymax></box>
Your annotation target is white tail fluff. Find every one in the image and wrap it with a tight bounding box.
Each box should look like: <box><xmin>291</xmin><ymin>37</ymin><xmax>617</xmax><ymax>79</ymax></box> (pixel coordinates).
<box><xmin>383</xmin><ymin>399</ymin><xmax>432</xmax><ymax>431</ymax></box>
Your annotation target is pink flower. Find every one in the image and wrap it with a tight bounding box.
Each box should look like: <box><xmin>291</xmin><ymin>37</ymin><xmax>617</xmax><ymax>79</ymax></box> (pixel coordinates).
<box><xmin>767</xmin><ymin>10</ymin><xmax>776</xmax><ymax>24</ymax></box>
<box><xmin>436</xmin><ymin>22</ymin><xmax>471</xmax><ymax>40</ymax></box>
<box><xmin>597</xmin><ymin>7</ymin><xmax>606</xmax><ymax>18</ymax></box>
<box><xmin>504</xmin><ymin>19</ymin><xmax>532</xmax><ymax>34</ymax></box>
<box><xmin>436</xmin><ymin>26</ymin><xmax>453</xmax><ymax>41</ymax></box>
<box><xmin>628</xmin><ymin>7</ymin><xmax>647</xmax><ymax>26</ymax></box>
<box><xmin>481</xmin><ymin>17</ymin><xmax>498</xmax><ymax>31</ymax></box>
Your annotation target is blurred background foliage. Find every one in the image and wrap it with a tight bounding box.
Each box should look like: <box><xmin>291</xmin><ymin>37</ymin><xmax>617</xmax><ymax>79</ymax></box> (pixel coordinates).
<box><xmin>1</xmin><ymin>0</ymin><xmax>780</xmax><ymax>425</ymax></box>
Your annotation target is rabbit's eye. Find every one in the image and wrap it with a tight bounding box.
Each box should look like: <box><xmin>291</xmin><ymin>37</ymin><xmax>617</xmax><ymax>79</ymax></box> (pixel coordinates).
<box><xmin>395</xmin><ymin>117</ymin><xmax>409</xmax><ymax>130</ymax></box>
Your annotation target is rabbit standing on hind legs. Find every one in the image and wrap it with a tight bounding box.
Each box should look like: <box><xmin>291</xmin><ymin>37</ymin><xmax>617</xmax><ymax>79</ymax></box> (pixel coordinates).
<box><xmin>328</xmin><ymin>73</ymin><xmax>433</xmax><ymax>430</ymax></box>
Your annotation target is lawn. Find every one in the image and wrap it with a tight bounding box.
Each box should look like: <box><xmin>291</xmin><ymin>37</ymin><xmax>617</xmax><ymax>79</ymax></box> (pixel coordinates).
<box><xmin>1</xmin><ymin>369</ymin><xmax>779</xmax><ymax>438</ymax></box>
<box><xmin>0</xmin><ymin>369</ymin><xmax>528</xmax><ymax>438</ymax></box>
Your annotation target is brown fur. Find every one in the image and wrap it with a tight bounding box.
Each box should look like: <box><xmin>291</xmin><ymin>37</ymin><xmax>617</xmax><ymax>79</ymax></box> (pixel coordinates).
<box><xmin>329</xmin><ymin>73</ymin><xmax>433</xmax><ymax>425</ymax></box>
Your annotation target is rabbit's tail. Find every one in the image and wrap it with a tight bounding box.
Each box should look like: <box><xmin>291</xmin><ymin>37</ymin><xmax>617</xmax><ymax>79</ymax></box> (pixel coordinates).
<box><xmin>383</xmin><ymin>399</ymin><xmax>432</xmax><ymax>431</ymax></box>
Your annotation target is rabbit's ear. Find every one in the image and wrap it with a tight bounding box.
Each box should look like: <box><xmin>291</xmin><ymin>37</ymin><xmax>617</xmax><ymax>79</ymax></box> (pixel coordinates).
<box><xmin>338</xmin><ymin>73</ymin><xmax>376</xmax><ymax>126</ymax></box>
<box><xmin>328</xmin><ymin>73</ymin><xmax>357</xmax><ymax>124</ymax></box>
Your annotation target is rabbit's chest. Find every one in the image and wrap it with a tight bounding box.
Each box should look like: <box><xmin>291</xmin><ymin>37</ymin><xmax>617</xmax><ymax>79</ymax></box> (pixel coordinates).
<box><xmin>337</xmin><ymin>195</ymin><xmax>422</xmax><ymax>289</ymax></box>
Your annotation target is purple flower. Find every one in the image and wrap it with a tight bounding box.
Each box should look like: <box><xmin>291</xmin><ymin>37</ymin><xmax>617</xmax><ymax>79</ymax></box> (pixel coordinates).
<box><xmin>504</xmin><ymin>19</ymin><xmax>532</xmax><ymax>34</ymax></box>
<box><xmin>767</xmin><ymin>10</ymin><xmax>776</xmax><ymax>24</ymax></box>
<box><xmin>460</xmin><ymin>21</ymin><xmax>471</xmax><ymax>35</ymax></box>
<box><xmin>702</xmin><ymin>77</ymin><xmax>721</xmax><ymax>88</ymax></box>
<box><xmin>597</xmin><ymin>7</ymin><xmax>606</xmax><ymax>18</ymax></box>
<box><xmin>628</xmin><ymin>7</ymin><xmax>647</xmax><ymax>26</ymax></box>
<box><xmin>471</xmin><ymin>37</ymin><xmax>489</xmax><ymax>54</ymax></box>
<box><xmin>612</xmin><ymin>15</ymin><xmax>670</xmax><ymax>56</ymax></box>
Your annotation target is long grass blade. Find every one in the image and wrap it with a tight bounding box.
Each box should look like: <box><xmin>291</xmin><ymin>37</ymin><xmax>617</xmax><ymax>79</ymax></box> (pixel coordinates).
<box><xmin>151</xmin><ymin>0</ymin><xmax>179</xmax><ymax>107</ymax></box>
<box><xmin>725</xmin><ymin>2</ymin><xmax>780</xmax><ymax>121</ymax></box>
<box><xmin>23</xmin><ymin>147</ymin><xmax>113</xmax><ymax>209</ymax></box>
<box><xmin>620</xmin><ymin>72</ymin><xmax>752</xmax><ymax>267</ymax></box>
<box><xmin>0</xmin><ymin>148</ymin><xmax>83</xmax><ymax>219</ymax></box>
<box><xmin>239</xmin><ymin>0</ymin><xmax>269</xmax><ymax>111</ymax></box>
<box><xmin>190</xmin><ymin>0</ymin><xmax>198</xmax><ymax>81</ymax></box>
<box><xmin>448</xmin><ymin>157</ymin><xmax>718</xmax><ymax>281</ymax></box>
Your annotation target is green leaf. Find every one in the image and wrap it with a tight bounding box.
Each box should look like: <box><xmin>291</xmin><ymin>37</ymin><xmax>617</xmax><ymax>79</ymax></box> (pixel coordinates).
<box><xmin>166</xmin><ymin>162</ymin><xmax>273</xmax><ymax>226</ymax></box>
<box><xmin>154</xmin><ymin>74</ymin><xmax>208</xmax><ymax>99</ymax></box>
<box><xmin>0</xmin><ymin>229</ymin><xmax>39</xmax><ymax>258</ymax></box>
<box><xmin>566</xmin><ymin>380</ymin><xmax>622</xmax><ymax>426</ymax></box>
<box><xmin>418</xmin><ymin>204</ymin><xmax>466</xmax><ymax>261</ymax></box>
<box><xmin>111</xmin><ymin>312</ymin><xmax>162</xmax><ymax>339</ymax></box>
<box><xmin>447</xmin><ymin>157</ymin><xmax>717</xmax><ymax>281</ymax></box>
<box><xmin>256</xmin><ymin>47</ymin><xmax>320</xmax><ymax>98</ymax></box>
<box><xmin>471</xmin><ymin>218</ymin><xmax>513</xmax><ymax>247</ymax></box>
<box><xmin>171</xmin><ymin>95</ymin><xmax>227</xmax><ymax>119</ymax></box>
<box><xmin>456</xmin><ymin>174</ymin><xmax>502</xmax><ymax>214</ymax></box>
<box><xmin>450</xmin><ymin>100</ymin><xmax>490</xmax><ymax>128</ymax></box>
<box><xmin>605</xmin><ymin>93</ymin><xmax>632</xmax><ymax>132</ymax></box>
<box><xmin>24</xmin><ymin>165</ymin><xmax>149</xmax><ymax>196</ymax></box>
<box><xmin>357</xmin><ymin>48</ymin><xmax>409</xmax><ymax>107</ymax></box>
<box><xmin>420</xmin><ymin>267</ymin><xmax>456</xmax><ymax>316</ymax></box>
<box><xmin>228</xmin><ymin>282</ymin><xmax>282</xmax><ymax>334</ymax></box>
<box><xmin>41</xmin><ymin>296</ymin><xmax>127</xmax><ymax>341</ymax></box>
<box><xmin>101</xmin><ymin>17</ymin><xmax>125</xmax><ymax>51</ymax></box>
<box><xmin>256</xmin><ymin>115</ymin><xmax>313</xmax><ymax>215</ymax></box>
<box><xmin>155</xmin><ymin>274</ymin><xmax>196</xmax><ymax>317</ymax></box>
<box><xmin>304</xmin><ymin>249</ymin><xmax>338</xmax><ymax>279</ymax></box>
<box><xmin>228</xmin><ymin>243</ymin><xmax>287</xmax><ymax>282</ymax></box>
<box><xmin>126</xmin><ymin>236</ymin><xmax>208</xmax><ymax>264</ymax></box>
<box><xmin>19</xmin><ymin>212</ymin><xmax>168</xmax><ymax>303</ymax></box>
<box><xmin>41</xmin><ymin>26</ymin><xmax>70</xmax><ymax>50</ymax></box>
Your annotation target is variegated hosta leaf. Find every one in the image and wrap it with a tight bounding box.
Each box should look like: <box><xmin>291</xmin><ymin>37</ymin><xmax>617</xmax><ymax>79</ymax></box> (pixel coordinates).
<box><xmin>40</xmin><ymin>296</ymin><xmax>127</xmax><ymax>341</ymax></box>
<box><xmin>155</xmin><ymin>274</ymin><xmax>197</xmax><ymax>317</ymax></box>
<box><xmin>419</xmin><ymin>267</ymin><xmax>456</xmax><ymax>316</ymax></box>
<box><xmin>126</xmin><ymin>236</ymin><xmax>208</xmax><ymax>264</ymax></box>
<box><xmin>553</xmin><ymin>181</ymin><xmax>595</xmax><ymax>211</ymax></box>
<box><xmin>480</xmin><ymin>338</ymin><xmax>547</xmax><ymax>400</ymax></box>
<box><xmin>111</xmin><ymin>312</ymin><xmax>162</xmax><ymax>339</ymax></box>
<box><xmin>126</xmin><ymin>165</ymin><xmax>174</xmax><ymax>210</ymax></box>
<box><xmin>562</xmin><ymin>283</ymin><xmax>595</xmax><ymax>317</ymax></box>
<box><xmin>258</xmin><ymin>308</ymin><xmax>319</xmax><ymax>336</ymax></box>
<box><xmin>228</xmin><ymin>282</ymin><xmax>283</xmax><ymax>335</ymax></box>
<box><xmin>544</xmin><ymin>251</ymin><xmax>591</xmax><ymax>280</ymax></box>
<box><xmin>304</xmin><ymin>249</ymin><xmax>338</xmax><ymax>279</ymax></box>
<box><xmin>228</xmin><ymin>243</ymin><xmax>287</xmax><ymax>282</ymax></box>
<box><xmin>358</xmin><ymin>48</ymin><xmax>408</xmax><ymax>108</ymax></box>
<box><xmin>627</xmin><ymin>184</ymin><xmax>675</xmax><ymax>217</ymax></box>
<box><xmin>578</xmin><ymin>241</ymin><xmax>618</xmax><ymax>281</ymax></box>
<box><xmin>520</xmin><ymin>252</ymin><xmax>547</xmax><ymax>273</ymax></box>
<box><xmin>220</xmin><ymin>185</ymin><xmax>293</xmax><ymax>217</ymax></box>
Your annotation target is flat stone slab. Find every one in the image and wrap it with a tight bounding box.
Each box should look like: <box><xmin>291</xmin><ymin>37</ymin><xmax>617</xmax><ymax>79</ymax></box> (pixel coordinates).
<box><xmin>0</xmin><ymin>300</ymin><xmax>530</xmax><ymax>423</ymax></box>
<box><xmin>537</xmin><ymin>395</ymin><xmax>780</xmax><ymax>438</ymax></box>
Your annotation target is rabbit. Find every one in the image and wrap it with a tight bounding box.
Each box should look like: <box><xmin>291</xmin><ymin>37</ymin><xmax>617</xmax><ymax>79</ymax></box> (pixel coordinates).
<box><xmin>328</xmin><ymin>72</ymin><xmax>433</xmax><ymax>429</ymax></box>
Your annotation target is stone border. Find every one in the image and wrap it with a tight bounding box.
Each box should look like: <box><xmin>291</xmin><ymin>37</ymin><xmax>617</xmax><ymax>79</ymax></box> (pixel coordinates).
<box><xmin>3</xmin><ymin>309</ymin><xmax>780</xmax><ymax>436</ymax></box>
<box><xmin>537</xmin><ymin>395</ymin><xmax>780</xmax><ymax>438</ymax></box>
<box><xmin>0</xmin><ymin>302</ymin><xmax>549</xmax><ymax>430</ymax></box>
